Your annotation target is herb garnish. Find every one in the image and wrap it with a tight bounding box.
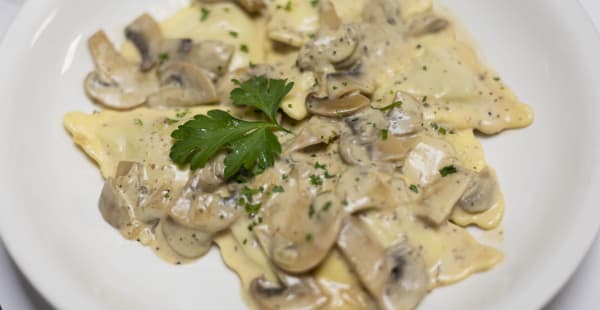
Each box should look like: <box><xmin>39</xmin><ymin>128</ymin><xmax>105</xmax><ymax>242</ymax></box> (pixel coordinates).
<box><xmin>170</xmin><ymin>76</ymin><xmax>294</xmax><ymax>179</ymax></box>
<box><xmin>439</xmin><ymin>165</ymin><xmax>458</xmax><ymax>177</ymax></box>
<box><xmin>200</xmin><ymin>8</ymin><xmax>210</xmax><ymax>21</ymax></box>
<box><xmin>409</xmin><ymin>184</ymin><xmax>419</xmax><ymax>193</ymax></box>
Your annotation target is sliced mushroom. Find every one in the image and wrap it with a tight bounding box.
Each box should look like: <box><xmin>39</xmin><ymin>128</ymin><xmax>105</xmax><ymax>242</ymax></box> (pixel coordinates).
<box><xmin>387</xmin><ymin>92</ymin><xmax>424</xmax><ymax>136</ymax></box>
<box><xmin>168</xmin><ymin>166</ymin><xmax>241</xmax><ymax>233</ymax></box>
<box><xmin>84</xmin><ymin>31</ymin><xmax>159</xmax><ymax>109</ymax></box>
<box><xmin>326</xmin><ymin>69</ymin><xmax>375</xmax><ymax>99</ymax></box>
<box><xmin>255</xmin><ymin>168</ymin><xmax>343</xmax><ymax>273</ymax></box>
<box><xmin>99</xmin><ymin>162</ymin><xmax>170</xmax><ymax>231</ymax></box>
<box><xmin>147</xmin><ymin>61</ymin><xmax>218</xmax><ymax>107</ymax></box>
<box><xmin>158</xmin><ymin>39</ymin><xmax>234</xmax><ymax>80</ymax></box>
<box><xmin>402</xmin><ymin>137</ymin><xmax>458</xmax><ymax>186</ymax></box>
<box><xmin>284</xmin><ymin>116</ymin><xmax>341</xmax><ymax>153</ymax></box>
<box><xmin>337</xmin><ymin>217</ymin><xmax>428</xmax><ymax>310</ymax></box>
<box><xmin>307</xmin><ymin>92</ymin><xmax>370</xmax><ymax>118</ymax></box>
<box><xmin>457</xmin><ymin>167</ymin><xmax>501</xmax><ymax>213</ymax></box>
<box><xmin>407</xmin><ymin>15</ymin><xmax>449</xmax><ymax>37</ymax></box>
<box><xmin>297</xmin><ymin>25</ymin><xmax>360</xmax><ymax>73</ymax></box>
<box><xmin>250</xmin><ymin>275</ymin><xmax>328</xmax><ymax>310</ymax></box>
<box><xmin>125</xmin><ymin>13</ymin><xmax>163</xmax><ymax>71</ymax></box>
<box><xmin>415</xmin><ymin>169</ymin><xmax>473</xmax><ymax>225</ymax></box>
<box><xmin>99</xmin><ymin>178</ymin><xmax>135</xmax><ymax>231</ymax></box>
<box><xmin>160</xmin><ymin>216</ymin><xmax>213</xmax><ymax>259</ymax></box>
<box><xmin>335</xmin><ymin>167</ymin><xmax>394</xmax><ymax>213</ymax></box>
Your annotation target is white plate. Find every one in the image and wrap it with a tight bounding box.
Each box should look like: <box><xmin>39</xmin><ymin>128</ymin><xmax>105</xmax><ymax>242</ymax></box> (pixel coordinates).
<box><xmin>1</xmin><ymin>0</ymin><xmax>599</xmax><ymax>309</ymax></box>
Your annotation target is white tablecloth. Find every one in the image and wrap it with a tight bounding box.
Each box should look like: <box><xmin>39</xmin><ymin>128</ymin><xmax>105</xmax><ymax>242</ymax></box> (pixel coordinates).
<box><xmin>1</xmin><ymin>0</ymin><xmax>599</xmax><ymax>309</ymax></box>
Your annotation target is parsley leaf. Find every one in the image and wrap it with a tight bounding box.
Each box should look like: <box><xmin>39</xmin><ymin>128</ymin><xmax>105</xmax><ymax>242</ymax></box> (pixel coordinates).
<box><xmin>170</xmin><ymin>76</ymin><xmax>294</xmax><ymax>179</ymax></box>
<box><xmin>170</xmin><ymin>110</ymin><xmax>279</xmax><ymax>179</ymax></box>
<box><xmin>230</xmin><ymin>76</ymin><xmax>294</xmax><ymax>124</ymax></box>
<box><xmin>439</xmin><ymin>165</ymin><xmax>458</xmax><ymax>177</ymax></box>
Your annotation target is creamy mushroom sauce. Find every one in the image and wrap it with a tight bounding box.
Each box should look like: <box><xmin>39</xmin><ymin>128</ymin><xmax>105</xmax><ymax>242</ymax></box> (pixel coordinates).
<box><xmin>64</xmin><ymin>0</ymin><xmax>533</xmax><ymax>309</ymax></box>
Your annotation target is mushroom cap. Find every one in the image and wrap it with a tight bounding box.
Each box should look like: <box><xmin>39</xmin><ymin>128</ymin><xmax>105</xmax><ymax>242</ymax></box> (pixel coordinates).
<box><xmin>158</xmin><ymin>39</ymin><xmax>234</xmax><ymax>80</ymax></box>
<box><xmin>416</xmin><ymin>169</ymin><xmax>473</xmax><ymax>225</ymax></box>
<box><xmin>159</xmin><ymin>216</ymin><xmax>213</xmax><ymax>259</ymax></box>
<box><xmin>147</xmin><ymin>61</ymin><xmax>218</xmax><ymax>107</ymax></box>
<box><xmin>284</xmin><ymin>116</ymin><xmax>341</xmax><ymax>153</ymax></box>
<box><xmin>85</xmin><ymin>31</ymin><xmax>159</xmax><ymax>109</ymax></box>
<box><xmin>255</xmin><ymin>167</ymin><xmax>343</xmax><ymax>273</ymax></box>
<box><xmin>337</xmin><ymin>217</ymin><xmax>428</xmax><ymax>310</ymax></box>
<box><xmin>168</xmin><ymin>164</ymin><xmax>241</xmax><ymax>233</ymax></box>
<box><xmin>125</xmin><ymin>13</ymin><xmax>163</xmax><ymax>71</ymax></box>
<box><xmin>307</xmin><ymin>92</ymin><xmax>370</xmax><ymax>118</ymax></box>
<box><xmin>250</xmin><ymin>276</ymin><xmax>328</xmax><ymax>310</ymax></box>
<box><xmin>457</xmin><ymin>167</ymin><xmax>501</xmax><ymax>213</ymax></box>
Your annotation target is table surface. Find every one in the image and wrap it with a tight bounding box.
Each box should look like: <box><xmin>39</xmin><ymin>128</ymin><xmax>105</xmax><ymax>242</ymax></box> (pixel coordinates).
<box><xmin>1</xmin><ymin>0</ymin><xmax>599</xmax><ymax>309</ymax></box>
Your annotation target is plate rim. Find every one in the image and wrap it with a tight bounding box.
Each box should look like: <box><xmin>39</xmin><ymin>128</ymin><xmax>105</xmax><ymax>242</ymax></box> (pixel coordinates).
<box><xmin>0</xmin><ymin>0</ymin><xmax>599</xmax><ymax>309</ymax></box>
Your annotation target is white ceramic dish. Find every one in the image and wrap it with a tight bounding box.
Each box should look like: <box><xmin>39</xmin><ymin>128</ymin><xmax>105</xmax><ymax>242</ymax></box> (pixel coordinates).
<box><xmin>0</xmin><ymin>0</ymin><xmax>599</xmax><ymax>309</ymax></box>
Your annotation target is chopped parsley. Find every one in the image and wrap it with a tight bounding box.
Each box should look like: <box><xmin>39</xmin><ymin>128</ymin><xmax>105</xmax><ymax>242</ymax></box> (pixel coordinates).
<box><xmin>409</xmin><ymin>184</ymin><xmax>419</xmax><ymax>193</ymax></box>
<box><xmin>305</xmin><ymin>233</ymin><xmax>313</xmax><ymax>242</ymax></box>
<box><xmin>381</xmin><ymin>129</ymin><xmax>389</xmax><ymax>140</ymax></box>
<box><xmin>439</xmin><ymin>165</ymin><xmax>458</xmax><ymax>177</ymax></box>
<box><xmin>134</xmin><ymin>118</ymin><xmax>143</xmax><ymax>126</ymax></box>
<box><xmin>310</xmin><ymin>174</ymin><xmax>323</xmax><ymax>186</ymax></box>
<box><xmin>200</xmin><ymin>8</ymin><xmax>210</xmax><ymax>21</ymax></box>
<box><xmin>229</xmin><ymin>31</ymin><xmax>239</xmax><ymax>38</ymax></box>
<box><xmin>245</xmin><ymin>203</ymin><xmax>262</xmax><ymax>215</ymax></box>
<box><xmin>272</xmin><ymin>185</ymin><xmax>285</xmax><ymax>193</ymax></box>
<box><xmin>308</xmin><ymin>205</ymin><xmax>316</xmax><ymax>218</ymax></box>
<box><xmin>240</xmin><ymin>44</ymin><xmax>249</xmax><ymax>53</ymax></box>
<box><xmin>321</xmin><ymin>201</ymin><xmax>332</xmax><ymax>212</ymax></box>
<box><xmin>314</xmin><ymin>162</ymin><xmax>327</xmax><ymax>170</ymax></box>
<box><xmin>284</xmin><ymin>1</ymin><xmax>293</xmax><ymax>11</ymax></box>
<box><xmin>377</xmin><ymin>100</ymin><xmax>403</xmax><ymax>112</ymax></box>
<box><xmin>311</xmin><ymin>0</ymin><xmax>320</xmax><ymax>7</ymax></box>
<box><xmin>164</xmin><ymin>118</ymin><xmax>179</xmax><ymax>125</ymax></box>
<box><xmin>493</xmin><ymin>76</ymin><xmax>501</xmax><ymax>81</ymax></box>
<box><xmin>158</xmin><ymin>52</ymin><xmax>169</xmax><ymax>65</ymax></box>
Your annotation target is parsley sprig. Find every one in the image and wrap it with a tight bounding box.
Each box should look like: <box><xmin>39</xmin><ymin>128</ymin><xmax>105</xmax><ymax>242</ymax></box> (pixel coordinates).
<box><xmin>170</xmin><ymin>76</ymin><xmax>294</xmax><ymax>179</ymax></box>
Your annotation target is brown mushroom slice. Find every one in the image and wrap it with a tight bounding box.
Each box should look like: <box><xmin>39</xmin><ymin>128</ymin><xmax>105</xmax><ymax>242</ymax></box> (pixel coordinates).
<box><xmin>160</xmin><ymin>216</ymin><xmax>213</xmax><ymax>259</ymax></box>
<box><xmin>168</xmin><ymin>167</ymin><xmax>240</xmax><ymax>234</ymax></box>
<box><xmin>255</xmin><ymin>174</ymin><xmax>343</xmax><ymax>273</ymax></box>
<box><xmin>387</xmin><ymin>92</ymin><xmax>424</xmax><ymax>136</ymax></box>
<box><xmin>337</xmin><ymin>218</ymin><xmax>428</xmax><ymax>310</ymax></box>
<box><xmin>307</xmin><ymin>92</ymin><xmax>370</xmax><ymax>118</ymax></box>
<box><xmin>147</xmin><ymin>61</ymin><xmax>218</xmax><ymax>107</ymax></box>
<box><xmin>415</xmin><ymin>169</ymin><xmax>473</xmax><ymax>225</ymax></box>
<box><xmin>158</xmin><ymin>39</ymin><xmax>234</xmax><ymax>80</ymax></box>
<box><xmin>250</xmin><ymin>275</ymin><xmax>328</xmax><ymax>310</ymax></box>
<box><xmin>125</xmin><ymin>13</ymin><xmax>163</xmax><ymax>71</ymax></box>
<box><xmin>85</xmin><ymin>31</ymin><xmax>159</xmax><ymax>109</ymax></box>
<box><xmin>284</xmin><ymin>116</ymin><xmax>341</xmax><ymax>153</ymax></box>
<box><xmin>336</xmin><ymin>167</ymin><xmax>394</xmax><ymax>213</ymax></box>
<box><xmin>407</xmin><ymin>15</ymin><xmax>449</xmax><ymax>37</ymax></box>
<box><xmin>457</xmin><ymin>167</ymin><xmax>501</xmax><ymax>213</ymax></box>
<box><xmin>326</xmin><ymin>70</ymin><xmax>375</xmax><ymax>100</ymax></box>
